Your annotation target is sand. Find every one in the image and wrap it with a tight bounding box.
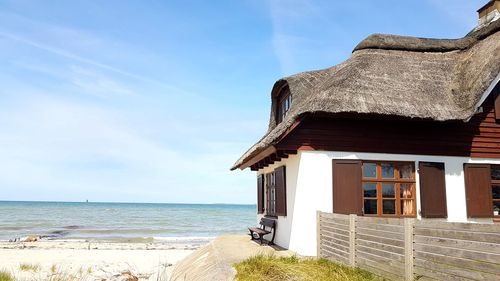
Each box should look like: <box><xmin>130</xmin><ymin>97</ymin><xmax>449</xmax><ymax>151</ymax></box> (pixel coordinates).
<box><xmin>0</xmin><ymin>240</ymin><xmax>199</xmax><ymax>281</ymax></box>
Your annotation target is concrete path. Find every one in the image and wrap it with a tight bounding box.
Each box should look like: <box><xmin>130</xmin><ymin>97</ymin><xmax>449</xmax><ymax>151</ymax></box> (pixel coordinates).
<box><xmin>168</xmin><ymin>235</ymin><xmax>293</xmax><ymax>281</ymax></box>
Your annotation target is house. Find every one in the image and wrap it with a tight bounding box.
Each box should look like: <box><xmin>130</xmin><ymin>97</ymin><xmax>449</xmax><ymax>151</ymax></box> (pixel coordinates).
<box><xmin>232</xmin><ymin>1</ymin><xmax>500</xmax><ymax>256</ymax></box>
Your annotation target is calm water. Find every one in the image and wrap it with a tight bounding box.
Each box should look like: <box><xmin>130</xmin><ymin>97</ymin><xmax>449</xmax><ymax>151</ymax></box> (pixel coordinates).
<box><xmin>0</xmin><ymin>201</ymin><xmax>256</xmax><ymax>243</ymax></box>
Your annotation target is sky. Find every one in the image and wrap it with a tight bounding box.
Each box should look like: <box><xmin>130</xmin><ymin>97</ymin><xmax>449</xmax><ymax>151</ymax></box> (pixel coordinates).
<box><xmin>0</xmin><ymin>0</ymin><xmax>486</xmax><ymax>204</ymax></box>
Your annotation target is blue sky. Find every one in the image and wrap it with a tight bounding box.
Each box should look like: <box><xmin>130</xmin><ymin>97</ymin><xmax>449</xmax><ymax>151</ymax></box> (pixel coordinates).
<box><xmin>0</xmin><ymin>0</ymin><xmax>485</xmax><ymax>204</ymax></box>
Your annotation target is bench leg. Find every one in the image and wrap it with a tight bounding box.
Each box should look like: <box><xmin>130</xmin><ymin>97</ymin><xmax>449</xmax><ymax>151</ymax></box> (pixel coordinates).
<box><xmin>269</xmin><ymin>230</ymin><xmax>276</xmax><ymax>245</ymax></box>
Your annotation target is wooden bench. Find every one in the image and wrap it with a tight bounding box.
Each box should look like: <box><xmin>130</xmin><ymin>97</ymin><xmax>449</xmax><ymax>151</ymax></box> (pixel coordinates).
<box><xmin>248</xmin><ymin>217</ymin><xmax>276</xmax><ymax>245</ymax></box>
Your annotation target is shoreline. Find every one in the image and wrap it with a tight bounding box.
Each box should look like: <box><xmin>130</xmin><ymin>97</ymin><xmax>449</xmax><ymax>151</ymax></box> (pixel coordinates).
<box><xmin>0</xmin><ymin>236</ymin><xmax>215</xmax><ymax>246</ymax></box>
<box><xmin>0</xmin><ymin>239</ymin><xmax>206</xmax><ymax>250</ymax></box>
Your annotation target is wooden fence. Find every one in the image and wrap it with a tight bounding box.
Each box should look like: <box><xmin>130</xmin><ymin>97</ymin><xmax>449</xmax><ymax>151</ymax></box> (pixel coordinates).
<box><xmin>317</xmin><ymin>212</ymin><xmax>500</xmax><ymax>281</ymax></box>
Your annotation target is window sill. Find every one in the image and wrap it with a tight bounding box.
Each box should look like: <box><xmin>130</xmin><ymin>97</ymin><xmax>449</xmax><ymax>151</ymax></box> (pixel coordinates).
<box><xmin>362</xmin><ymin>214</ymin><xmax>416</xmax><ymax>218</ymax></box>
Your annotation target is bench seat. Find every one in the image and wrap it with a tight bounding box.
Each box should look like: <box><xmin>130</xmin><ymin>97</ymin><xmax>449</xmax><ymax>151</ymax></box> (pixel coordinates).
<box><xmin>248</xmin><ymin>227</ymin><xmax>271</xmax><ymax>236</ymax></box>
<box><xmin>248</xmin><ymin>218</ymin><xmax>276</xmax><ymax>245</ymax></box>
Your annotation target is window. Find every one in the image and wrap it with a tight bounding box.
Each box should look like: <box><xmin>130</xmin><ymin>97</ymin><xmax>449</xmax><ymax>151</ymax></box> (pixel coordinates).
<box><xmin>491</xmin><ymin>166</ymin><xmax>500</xmax><ymax>217</ymax></box>
<box><xmin>263</xmin><ymin>166</ymin><xmax>287</xmax><ymax>217</ymax></box>
<box><xmin>362</xmin><ymin>161</ymin><xmax>416</xmax><ymax>217</ymax></box>
<box><xmin>277</xmin><ymin>92</ymin><xmax>292</xmax><ymax>124</ymax></box>
<box><xmin>265</xmin><ymin>172</ymin><xmax>276</xmax><ymax>216</ymax></box>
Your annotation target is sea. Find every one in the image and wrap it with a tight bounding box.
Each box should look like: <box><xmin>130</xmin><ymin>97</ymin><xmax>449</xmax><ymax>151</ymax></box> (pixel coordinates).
<box><xmin>0</xmin><ymin>201</ymin><xmax>256</xmax><ymax>244</ymax></box>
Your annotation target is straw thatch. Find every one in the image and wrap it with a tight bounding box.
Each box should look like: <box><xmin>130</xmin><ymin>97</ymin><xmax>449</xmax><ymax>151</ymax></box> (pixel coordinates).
<box><xmin>232</xmin><ymin>20</ymin><xmax>500</xmax><ymax>170</ymax></box>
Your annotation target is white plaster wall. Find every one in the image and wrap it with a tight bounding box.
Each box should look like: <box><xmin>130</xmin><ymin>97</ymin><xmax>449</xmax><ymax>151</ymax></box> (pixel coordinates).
<box><xmin>255</xmin><ymin>150</ymin><xmax>500</xmax><ymax>256</ymax></box>
<box><xmin>256</xmin><ymin>151</ymin><xmax>333</xmax><ymax>256</ymax></box>
<box><xmin>256</xmin><ymin>154</ymin><xmax>300</xmax><ymax>250</ymax></box>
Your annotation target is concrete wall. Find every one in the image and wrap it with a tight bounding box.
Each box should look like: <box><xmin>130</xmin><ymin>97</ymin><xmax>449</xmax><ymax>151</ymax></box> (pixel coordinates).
<box><xmin>256</xmin><ymin>150</ymin><xmax>500</xmax><ymax>256</ymax></box>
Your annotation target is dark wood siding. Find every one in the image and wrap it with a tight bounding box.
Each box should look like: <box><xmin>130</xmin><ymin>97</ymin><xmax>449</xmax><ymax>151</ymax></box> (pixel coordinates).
<box><xmin>419</xmin><ymin>162</ymin><xmax>447</xmax><ymax>218</ymax></box>
<box><xmin>464</xmin><ymin>164</ymin><xmax>493</xmax><ymax>218</ymax></box>
<box><xmin>332</xmin><ymin>160</ymin><xmax>362</xmax><ymax>215</ymax></box>
<box><xmin>257</xmin><ymin>175</ymin><xmax>264</xmax><ymax>214</ymax></box>
<box><xmin>276</xmin><ymin>95</ymin><xmax>500</xmax><ymax>159</ymax></box>
<box><xmin>275</xmin><ymin>166</ymin><xmax>287</xmax><ymax>216</ymax></box>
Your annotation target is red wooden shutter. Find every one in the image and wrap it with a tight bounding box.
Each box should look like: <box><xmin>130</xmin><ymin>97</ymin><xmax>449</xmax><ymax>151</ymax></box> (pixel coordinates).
<box><xmin>257</xmin><ymin>175</ymin><xmax>264</xmax><ymax>214</ymax></box>
<box><xmin>419</xmin><ymin>162</ymin><xmax>447</xmax><ymax>218</ymax></box>
<box><xmin>332</xmin><ymin>160</ymin><xmax>362</xmax><ymax>215</ymax></box>
<box><xmin>464</xmin><ymin>164</ymin><xmax>493</xmax><ymax>218</ymax></box>
<box><xmin>275</xmin><ymin>166</ymin><xmax>287</xmax><ymax>216</ymax></box>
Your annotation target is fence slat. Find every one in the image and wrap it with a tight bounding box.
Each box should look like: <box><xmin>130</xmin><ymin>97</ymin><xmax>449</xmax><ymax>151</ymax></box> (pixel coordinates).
<box><xmin>415</xmin><ymin>220</ymin><xmax>500</xmax><ymax>233</ymax></box>
<box><xmin>356</xmin><ymin>233</ymin><xmax>405</xmax><ymax>247</ymax></box>
<box><xmin>414</xmin><ymin>258</ymin><xmax>500</xmax><ymax>281</ymax></box>
<box><xmin>414</xmin><ymin>228</ymin><xmax>500</xmax><ymax>244</ymax></box>
<box><xmin>414</xmin><ymin>250</ymin><xmax>500</xmax><ymax>275</ymax></box>
<box><xmin>414</xmin><ymin>243</ymin><xmax>500</xmax><ymax>264</ymax></box>
<box><xmin>356</xmin><ymin>256</ymin><xmax>404</xmax><ymax>279</ymax></box>
<box><xmin>356</xmin><ymin>216</ymin><xmax>404</xmax><ymax>225</ymax></box>
<box><xmin>322</xmin><ymin>220</ymin><xmax>350</xmax><ymax>231</ymax></box>
<box><xmin>415</xmin><ymin>235</ymin><xmax>500</xmax><ymax>254</ymax></box>
<box><xmin>321</xmin><ymin>234</ymin><xmax>350</xmax><ymax>248</ymax></box>
<box><xmin>322</xmin><ymin>244</ymin><xmax>349</xmax><ymax>261</ymax></box>
<box><xmin>321</xmin><ymin>239</ymin><xmax>350</xmax><ymax>253</ymax></box>
<box><xmin>414</xmin><ymin>265</ymin><xmax>473</xmax><ymax>281</ymax></box>
<box><xmin>356</xmin><ymin>244</ymin><xmax>404</xmax><ymax>262</ymax></box>
<box><xmin>356</xmin><ymin>220</ymin><xmax>404</xmax><ymax>233</ymax></box>
<box><xmin>322</xmin><ymin>225</ymin><xmax>350</xmax><ymax>236</ymax></box>
<box><xmin>356</xmin><ymin>238</ymin><xmax>404</xmax><ymax>255</ymax></box>
<box><xmin>356</xmin><ymin>226</ymin><xmax>404</xmax><ymax>241</ymax></box>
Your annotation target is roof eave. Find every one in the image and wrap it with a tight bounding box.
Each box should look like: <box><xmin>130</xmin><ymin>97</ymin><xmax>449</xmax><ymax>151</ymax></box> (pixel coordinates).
<box><xmin>231</xmin><ymin>145</ymin><xmax>277</xmax><ymax>171</ymax></box>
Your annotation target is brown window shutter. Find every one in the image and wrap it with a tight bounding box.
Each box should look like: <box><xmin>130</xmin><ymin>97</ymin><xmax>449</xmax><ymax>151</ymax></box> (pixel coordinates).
<box><xmin>275</xmin><ymin>166</ymin><xmax>287</xmax><ymax>216</ymax></box>
<box><xmin>419</xmin><ymin>162</ymin><xmax>447</xmax><ymax>218</ymax></box>
<box><xmin>257</xmin><ymin>175</ymin><xmax>264</xmax><ymax>214</ymax></box>
<box><xmin>332</xmin><ymin>160</ymin><xmax>362</xmax><ymax>215</ymax></box>
<box><xmin>464</xmin><ymin>164</ymin><xmax>493</xmax><ymax>218</ymax></box>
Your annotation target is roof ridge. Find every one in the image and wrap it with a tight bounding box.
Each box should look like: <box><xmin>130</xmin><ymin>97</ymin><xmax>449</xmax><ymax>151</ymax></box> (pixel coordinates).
<box><xmin>353</xmin><ymin>19</ymin><xmax>500</xmax><ymax>53</ymax></box>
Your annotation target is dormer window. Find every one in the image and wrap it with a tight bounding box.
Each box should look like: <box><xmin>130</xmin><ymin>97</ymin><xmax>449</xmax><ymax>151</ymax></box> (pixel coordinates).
<box><xmin>277</xmin><ymin>92</ymin><xmax>292</xmax><ymax>124</ymax></box>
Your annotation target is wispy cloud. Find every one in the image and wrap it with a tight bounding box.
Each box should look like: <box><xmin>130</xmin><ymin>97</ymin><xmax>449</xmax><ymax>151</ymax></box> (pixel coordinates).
<box><xmin>0</xmin><ymin>30</ymin><xmax>180</xmax><ymax>92</ymax></box>
<box><xmin>0</xmin><ymin>9</ymin><xmax>257</xmax><ymax>203</ymax></box>
<box><xmin>69</xmin><ymin>66</ymin><xmax>136</xmax><ymax>98</ymax></box>
<box><xmin>267</xmin><ymin>0</ymin><xmax>349</xmax><ymax>75</ymax></box>
<box><xmin>268</xmin><ymin>0</ymin><xmax>317</xmax><ymax>73</ymax></box>
<box><xmin>14</xmin><ymin>62</ymin><xmax>135</xmax><ymax>99</ymax></box>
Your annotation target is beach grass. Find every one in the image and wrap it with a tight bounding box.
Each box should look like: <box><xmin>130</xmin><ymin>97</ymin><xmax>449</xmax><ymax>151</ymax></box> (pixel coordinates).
<box><xmin>0</xmin><ymin>271</ymin><xmax>14</xmax><ymax>281</ymax></box>
<box><xmin>19</xmin><ymin>263</ymin><xmax>40</xmax><ymax>272</ymax></box>
<box><xmin>234</xmin><ymin>255</ymin><xmax>379</xmax><ymax>281</ymax></box>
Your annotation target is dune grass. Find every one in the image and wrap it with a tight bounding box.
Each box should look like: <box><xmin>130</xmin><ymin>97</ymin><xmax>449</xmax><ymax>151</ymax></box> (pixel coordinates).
<box><xmin>234</xmin><ymin>255</ymin><xmax>379</xmax><ymax>281</ymax></box>
<box><xmin>19</xmin><ymin>263</ymin><xmax>40</xmax><ymax>272</ymax></box>
<box><xmin>0</xmin><ymin>271</ymin><xmax>14</xmax><ymax>281</ymax></box>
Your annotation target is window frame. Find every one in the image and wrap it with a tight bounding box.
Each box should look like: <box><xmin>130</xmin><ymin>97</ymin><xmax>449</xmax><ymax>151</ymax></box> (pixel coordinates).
<box><xmin>265</xmin><ymin>172</ymin><xmax>277</xmax><ymax>217</ymax></box>
<box><xmin>361</xmin><ymin>161</ymin><xmax>417</xmax><ymax>218</ymax></box>
<box><xmin>276</xmin><ymin>91</ymin><xmax>292</xmax><ymax>124</ymax></box>
<box><xmin>491</xmin><ymin>165</ymin><xmax>500</xmax><ymax>218</ymax></box>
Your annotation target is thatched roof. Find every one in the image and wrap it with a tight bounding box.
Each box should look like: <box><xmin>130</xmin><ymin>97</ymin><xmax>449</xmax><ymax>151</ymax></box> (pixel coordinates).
<box><xmin>232</xmin><ymin>20</ymin><xmax>500</xmax><ymax>170</ymax></box>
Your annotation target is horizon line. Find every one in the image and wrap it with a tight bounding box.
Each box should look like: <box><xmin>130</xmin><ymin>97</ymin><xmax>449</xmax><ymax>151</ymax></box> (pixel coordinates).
<box><xmin>0</xmin><ymin>199</ymin><xmax>256</xmax><ymax>205</ymax></box>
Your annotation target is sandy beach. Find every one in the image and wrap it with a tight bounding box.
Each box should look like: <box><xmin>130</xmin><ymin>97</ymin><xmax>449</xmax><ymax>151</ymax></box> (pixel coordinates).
<box><xmin>0</xmin><ymin>240</ymin><xmax>199</xmax><ymax>281</ymax></box>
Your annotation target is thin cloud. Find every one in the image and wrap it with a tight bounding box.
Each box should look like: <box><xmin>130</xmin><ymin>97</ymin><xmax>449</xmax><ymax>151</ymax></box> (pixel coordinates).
<box><xmin>0</xmin><ymin>31</ymin><xmax>180</xmax><ymax>92</ymax></box>
<box><xmin>267</xmin><ymin>0</ymin><xmax>347</xmax><ymax>75</ymax></box>
<box><xmin>13</xmin><ymin>62</ymin><xmax>136</xmax><ymax>99</ymax></box>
